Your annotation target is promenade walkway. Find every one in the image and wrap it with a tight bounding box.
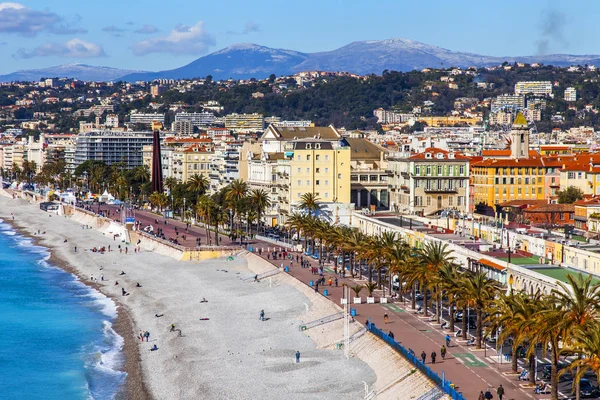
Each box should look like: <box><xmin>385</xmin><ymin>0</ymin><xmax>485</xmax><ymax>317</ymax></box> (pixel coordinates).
<box><xmin>100</xmin><ymin>205</ymin><xmax>558</xmax><ymax>399</ymax></box>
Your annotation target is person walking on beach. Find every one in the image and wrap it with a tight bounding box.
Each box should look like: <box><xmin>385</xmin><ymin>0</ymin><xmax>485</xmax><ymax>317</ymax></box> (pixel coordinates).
<box><xmin>260</xmin><ymin>310</ymin><xmax>265</xmax><ymax>321</ymax></box>
<box><xmin>74</xmin><ymin>246</ymin><xmax>77</xmax><ymax>252</ymax></box>
<box><xmin>420</xmin><ymin>350</ymin><xmax>426</xmax><ymax>364</ymax></box>
<box><xmin>295</xmin><ymin>351</ymin><xmax>300</xmax><ymax>363</ymax></box>
<box><xmin>328</xmin><ymin>277</ymin><xmax>332</xmax><ymax>286</ymax></box>
<box><xmin>139</xmin><ymin>330</ymin><xmax>144</xmax><ymax>342</ymax></box>
<box><xmin>384</xmin><ymin>313</ymin><xmax>389</xmax><ymax>324</ymax></box>
<box><xmin>145</xmin><ymin>331</ymin><xmax>150</xmax><ymax>342</ymax></box>
<box><xmin>170</xmin><ymin>324</ymin><xmax>176</xmax><ymax>332</ymax></box>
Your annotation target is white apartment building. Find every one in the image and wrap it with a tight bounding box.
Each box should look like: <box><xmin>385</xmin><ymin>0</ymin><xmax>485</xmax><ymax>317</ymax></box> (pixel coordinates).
<box><xmin>491</xmin><ymin>94</ymin><xmax>525</xmax><ymax>112</ymax></box>
<box><xmin>129</xmin><ymin>113</ymin><xmax>165</xmax><ymax>125</ymax></box>
<box><xmin>514</xmin><ymin>81</ymin><xmax>553</xmax><ymax>97</ymax></box>
<box><xmin>105</xmin><ymin>114</ymin><xmax>119</xmax><ymax>128</ymax></box>
<box><xmin>564</xmin><ymin>87</ymin><xmax>577</xmax><ymax>102</ymax></box>
<box><xmin>174</xmin><ymin>111</ymin><xmax>216</xmax><ymax>127</ymax></box>
<box><xmin>224</xmin><ymin>113</ymin><xmax>264</xmax><ymax>133</ymax></box>
<box><xmin>373</xmin><ymin>108</ymin><xmax>414</xmax><ymax>124</ymax></box>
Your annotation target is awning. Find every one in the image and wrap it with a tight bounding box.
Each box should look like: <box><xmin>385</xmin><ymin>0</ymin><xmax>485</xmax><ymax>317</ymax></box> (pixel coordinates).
<box><xmin>478</xmin><ymin>258</ymin><xmax>507</xmax><ymax>272</ymax></box>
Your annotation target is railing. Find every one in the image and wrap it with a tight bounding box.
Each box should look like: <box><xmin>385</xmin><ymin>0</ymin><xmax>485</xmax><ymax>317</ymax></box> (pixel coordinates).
<box><xmin>368</xmin><ymin>323</ymin><xmax>465</xmax><ymax>400</ymax></box>
<box><xmin>242</xmin><ymin>268</ymin><xmax>281</xmax><ymax>281</ymax></box>
<box><xmin>299</xmin><ymin>312</ymin><xmax>344</xmax><ymax>331</ymax></box>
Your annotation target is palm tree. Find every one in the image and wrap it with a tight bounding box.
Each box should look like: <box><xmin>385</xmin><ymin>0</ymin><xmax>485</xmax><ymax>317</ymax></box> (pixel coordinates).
<box><xmin>486</xmin><ymin>292</ymin><xmax>538</xmax><ymax>375</ymax></box>
<box><xmin>351</xmin><ymin>285</ymin><xmax>363</xmax><ymax>298</ymax></box>
<box><xmin>526</xmin><ymin>296</ymin><xmax>566</xmax><ymax>400</ymax></box>
<box><xmin>225</xmin><ymin>179</ymin><xmax>248</xmax><ymax>240</ymax></box>
<box><xmin>298</xmin><ymin>192</ymin><xmax>322</xmax><ymax>216</ymax></box>
<box><xmin>420</xmin><ymin>241</ymin><xmax>455</xmax><ymax>322</ymax></box>
<box><xmin>188</xmin><ymin>174</ymin><xmax>209</xmax><ymax>203</ymax></box>
<box><xmin>164</xmin><ymin>177</ymin><xmax>178</xmax><ymax>192</ymax></box>
<box><xmin>364</xmin><ymin>282</ymin><xmax>377</xmax><ymax>297</ymax></box>
<box><xmin>149</xmin><ymin>191</ymin><xmax>168</xmax><ymax>211</ymax></box>
<box><xmin>565</xmin><ymin>323</ymin><xmax>600</xmax><ymax>396</ymax></box>
<box><xmin>552</xmin><ymin>274</ymin><xmax>600</xmax><ymax>400</ymax></box>
<box><xmin>438</xmin><ymin>263</ymin><xmax>461</xmax><ymax>332</ymax></box>
<box><xmin>461</xmin><ymin>271</ymin><xmax>500</xmax><ymax>349</ymax></box>
<box><xmin>249</xmin><ymin>188</ymin><xmax>272</xmax><ymax>235</ymax></box>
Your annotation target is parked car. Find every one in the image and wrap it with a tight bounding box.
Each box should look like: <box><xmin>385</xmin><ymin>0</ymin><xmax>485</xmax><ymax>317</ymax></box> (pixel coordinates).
<box><xmin>579</xmin><ymin>378</ymin><xmax>600</xmax><ymax>398</ymax></box>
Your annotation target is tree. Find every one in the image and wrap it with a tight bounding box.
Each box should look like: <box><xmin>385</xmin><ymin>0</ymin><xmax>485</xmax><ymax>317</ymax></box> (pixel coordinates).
<box><xmin>461</xmin><ymin>271</ymin><xmax>500</xmax><ymax>349</ymax></box>
<box><xmin>249</xmin><ymin>188</ymin><xmax>271</xmax><ymax>235</ymax></box>
<box><xmin>149</xmin><ymin>191</ymin><xmax>168</xmax><ymax>211</ymax></box>
<box><xmin>298</xmin><ymin>193</ymin><xmax>322</xmax><ymax>216</ymax></box>
<box><xmin>558</xmin><ymin>186</ymin><xmax>584</xmax><ymax>204</ymax></box>
<box><xmin>420</xmin><ymin>241</ymin><xmax>455</xmax><ymax>322</ymax></box>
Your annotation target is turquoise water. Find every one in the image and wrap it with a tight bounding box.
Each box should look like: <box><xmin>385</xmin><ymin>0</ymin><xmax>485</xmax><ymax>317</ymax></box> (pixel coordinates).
<box><xmin>0</xmin><ymin>220</ymin><xmax>125</xmax><ymax>399</ymax></box>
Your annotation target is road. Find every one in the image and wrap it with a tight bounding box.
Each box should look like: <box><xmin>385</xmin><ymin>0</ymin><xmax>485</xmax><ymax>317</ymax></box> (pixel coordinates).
<box><xmin>94</xmin><ymin>204</ymin><xmax>582</xmax><ymax>399</ymax></box>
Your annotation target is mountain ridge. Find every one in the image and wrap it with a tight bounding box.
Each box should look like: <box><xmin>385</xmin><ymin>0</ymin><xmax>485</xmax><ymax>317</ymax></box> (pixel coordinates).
<box><xmin>3</xmin><ymin>39</ymin><xmax>600</xmax><ymax>83</ymax></box>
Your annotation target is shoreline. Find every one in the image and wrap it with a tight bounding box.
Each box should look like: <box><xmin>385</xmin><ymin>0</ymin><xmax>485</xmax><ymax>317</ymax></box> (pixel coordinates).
<box><xmin>2</xmin><ymin>216</ymin><xmax>150</xmax><ymax>400</ymax></box>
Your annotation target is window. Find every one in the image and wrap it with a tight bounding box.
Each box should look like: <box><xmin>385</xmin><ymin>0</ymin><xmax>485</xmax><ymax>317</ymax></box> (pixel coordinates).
<box><xmin>448</xmin><ymin>197</ymin><xmax>453</xmax><ymax>206</ymax></box>
<box><xmin>325</xmin><ymin>168</ymin><xmax>329</xmax><ymax>173</ymax></box>
<box><xmin>338</xmin><ymin>174</ymin><xmax>342</xmax><ymax>179</ymax></box>
<box><xmin>460</xmin><ymin>165</ymin><xmax>465</xmax><ymax>175</ymax></box>
<box><xmin>437</xmin><ymin>166</ymin><xmax>442</xmax><ymax>175</ymax></box>
<box><xmin>325</xmin><ymin>155</ymin><xmax>329</xmax><ymax>161</ymax></box>
<box><xmin>316</xmin><ymin>168</ymin><xmax>320</xmax><ymax>173</ymax></box>
<box><xmin>525</xmin><ymin>178</ymin><xmax>529</xmax><ymax>184</ymax></box>
<box><xmin>316</xmin><ymin>155</ymin><xmax>320</xmax><ymax>161</ymax></box>
<box><xmin>306</xmin><ymin>180</ymin><xmax>310</xmax><ymax>185</ymax></box>
<box><xmin>297</xmin><ymin>168</ymin><xmax>301</xmax><ymax>173</ymax></box>
<box><xmin>297</xmin><ymin>155</ymin><xmax>301</xmax><ymax>160</ymax></box>
<box><xmin>306</xmin><ymin>168</ymin><xmax>310</xmax><ymax>173</ymax></box>
<box><xmin>495</xmin><ymin>177</ymin><xmax>499</xmax><ymax>184</ymax></box>
<box><xmin>426</xmin><ymin>196</ymin><xmax>431</xmax><ymax>206</ymax></box>
<box><xmin>325</xmin><ymin>180</ymin><xmax>329</xmax><ymax>186</ymax></box>
<box><xmin>307</xmin><ymin>155</ymin><xmax>311</xmax><ymax>161</ymax></box>
<box><xmin>297</xmin><ymin>193</ymin><xmax>301</xmax><ymax>198</ymax></box>
<box><xmin>518</xmin><ymin>187</ymin><xmax>522</xmax><ymax>194</ymax></box>
<box><xmin>416</xmin><ymin>166</ymin><xmax>421</xmax><ymax>175</ymax></box>
<box><xmin>449</xmin><ymin>166</ymin><xmax>454</xmax><ymax>176</ymax></box>
<box><xmin>459</xmin><ymin>179</ymin><xmax>465</xmax><ymax>188</ymax></box>
<box><xmin>495</xmin><ymin>187</ymin><xmax>499</xmax><ymax>194</ymax></box>
<box><xmin>578</xmin><ymin>172</ymin><xmax>583</xmax><ymax>179</ymax></box>
<box><xmin>306</xmin><ymin>144</ymin><xmax>312</xmax><ymax>149</ymax></box>
<box><xmin>502</xmin><ymin>178</ymin><xmax>507</xmax><ymax>184</ymax></box>
<box><xmin>458</xmin><ymin>196</ymin><xmax>464</xmax><ymax>206</ymax></box>
<box><xmin>316</xmin><ymin>180</ymin><xmax>320</xmax><ymax>185</ymax></box>
<box><xmin>297</xmin><ymin>180</ymin><xmax>301</xmax><ymax>186</ymax></box>
<box><xmin>538</xmin><ymin>187</ymin><xmax>542</xmax><ymax>194</ymax></box>
<box><xmin>518</xmin><ymin>178</ymin><xmax>522</xmax><ymax>184</ymax></box>
<box><xmin>426</xmin><ymin>166</ymin><xmax>432</xmax><ymax>175</ymax></box>
<box><xmin>415</xmin><ymin>196</ymin><xmax>423</xmax><ymax>206</ymax></box>
<box><xmin>324</xmin><ymin>192</ymin><xmax>328</xmax><ymax>198</ymax></box>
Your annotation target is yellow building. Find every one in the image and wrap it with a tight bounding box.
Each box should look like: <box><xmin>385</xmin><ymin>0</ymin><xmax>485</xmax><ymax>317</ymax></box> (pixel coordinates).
<box><xmin>417</xmin><ymin>116</ymin><xmax>481</xmax><ymax>127</ymax></box>
<box><xmin>288</xmin><ymin>139</ymin><xmax>350</xmax><ymax>207</ymax></box>
<box><xmin>172</xmin><ymin>144</ymin><xmax>214</xmax><ymax>183</ymax></box>
<box><xmin>471</xmin><ymin>113</ymin><xmax>563</xmax><ymax>207</ymax></box>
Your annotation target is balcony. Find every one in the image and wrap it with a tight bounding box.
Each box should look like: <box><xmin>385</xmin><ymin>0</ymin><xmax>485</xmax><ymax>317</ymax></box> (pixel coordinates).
<box><xmin>424</xmin><ymin>187</ymin><xmax>458</xmax><ymax>194</ymax></box>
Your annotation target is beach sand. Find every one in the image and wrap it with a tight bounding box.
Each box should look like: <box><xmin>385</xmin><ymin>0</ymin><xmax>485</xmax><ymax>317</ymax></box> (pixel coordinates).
<box><xmin>0</xmin><ymin>195</ymin><xmax>436</xmax><ymax>399</ymax></box>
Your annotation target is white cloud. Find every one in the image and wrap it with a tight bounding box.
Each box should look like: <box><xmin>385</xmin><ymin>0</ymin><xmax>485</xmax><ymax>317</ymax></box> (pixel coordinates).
<box><xmin>242</xmin><ymin>21</ymin><xmax>260</xmax><ymax>34</ymax></box>
<box><xmin>131</xmin><ymin>21</ymin><xmax>215</xmax><ymax>56</ymax></box>
<box><xmin>0</xmin><ymin>2</ymin><xmax>85</xmax><ymax>36</ymax></box>
<box><xmin>16</xmin><ymin>38</ymin><xmax>105</xmax><ymax>59</ymax></box>
<box><xmin>134</xmin><ymin>24</ymin><xmax>159</xmax><ymax>34</ymax></box>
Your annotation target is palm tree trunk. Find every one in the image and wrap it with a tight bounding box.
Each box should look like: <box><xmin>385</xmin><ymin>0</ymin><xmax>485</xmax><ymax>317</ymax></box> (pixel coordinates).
<box><xmin>368</xmin><ymin>265</ymin><xmax>373</xmax><ymax>283</ymax></box>
<box><xmin>476</xmin><ymin>307</ymin><xmax>483</xmax><ymax>349</ymax></box>
<box><xmin>436</xmin><ymin>287</ymin><xmax>442</xmax><ymax>322</ymax></box>
<box><xmin>528</xmin><ymin>353</ymin><xmax>536</xmax><ymax>385</ymax></box>
<box><xmin>449</xmin><ymin>300</ymin><xmax>455</xmax><ymax>332</ymax></box>
<box><xmin>511</xmin><ymin>346</ymin><xmax>518</xmax><ymax>373</ymax></box>
<box><xmin>214</xmin><ymin>221</ymin><xmax>219</xmax><ymax>245</ymax></box>
<box><xmin>462</xmin><ymin>306</ymin><xmax>467</xmax><ymax>340</ymax></box>
<box><xmin>551</xmin><ymin>344</ymin><xmax>559</xmax><ymax>400</ymax></box>
<box><xmin>423</xmin><ymin>284</ymin><xmax>429</xmax><ymax>317</ymax></box>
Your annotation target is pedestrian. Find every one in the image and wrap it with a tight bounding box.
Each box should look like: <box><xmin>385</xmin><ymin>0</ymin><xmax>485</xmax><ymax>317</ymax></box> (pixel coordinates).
<box><xmin>496</xmin><ymin>384</ymin><xmax>504</xmax><ymax>400</ymax></box>
<box><xmin>170</xmin><ymin>324</ymin><xmax>176</xmax><ymax>332</ymax></box>
<box><xmin>478</xmin><ymin>391</ymin><xmax>485</xmax><ymax>400</ymax></box>
<box><xmin>328</xmin><ymin>277</ymin><xmax>332</xmax><ymax>286</ymax></box>
<box><xmin>388</xmin><ymin>330</ymin><xmax>394</xmax><ymax>340</ymax></box>
<box><xmin>484</xmin><ymin>389</ymin><xmax>493</xmax><ymax>400</ymax></box>
<box><xmin>441</xmin><ymin>345</ymin><xmax>446</xmax><ymax>360</ymax></box>
<box><xmin>295</xmin><ymin>350</ymin><xmax>300</xmax><ymax>363</ymax></box>
<box><xmin>145</xmin><ymin>331</ymin><xmax>150</xmax><ymax>342</ymax></box>
<box><xmin>431</xmin><ymin>351</ymin><xmax>436</xmax><ymax>364</ymax></box>
<box><xmin>74</xmin><ymin>246</ymin><xmax>77</xmax><ymax>252</ymax></box>
<box><xmin>139</xmin><ymin>330</ymin><xmax>144</xmax><ymax>341</ymax></box>
<box><xmin>420</xmin><ymin>350</ymin><xmax>426</xmax><ymax>364</ymax></box>
<box><xmin>384</xmin><ymin>313</ymin><xmax>389</xmax><ymax>324</ymax></box>
<box><xmin>335</xmin><ymin>277</ymin><xmax>338</xmax><ymax>287</ymax></box>
<box><xmin>260</xmin><ymin>309</ymin><xmax>265</xmax><ymax>321</ymax></box>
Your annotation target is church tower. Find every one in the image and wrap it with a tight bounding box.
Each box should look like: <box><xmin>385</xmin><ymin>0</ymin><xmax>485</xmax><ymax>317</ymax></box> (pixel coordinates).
<box><xmin>510</xmin><ymin>112</ymin><xmax>530</xmax><ymax>159</ymax></box>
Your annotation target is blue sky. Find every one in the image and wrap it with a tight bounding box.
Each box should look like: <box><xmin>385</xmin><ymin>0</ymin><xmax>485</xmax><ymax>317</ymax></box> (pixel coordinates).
<box><xmin>0</xmin><ymin>0</ymin><xmax>596</xmax><ymax>74</ymax></box>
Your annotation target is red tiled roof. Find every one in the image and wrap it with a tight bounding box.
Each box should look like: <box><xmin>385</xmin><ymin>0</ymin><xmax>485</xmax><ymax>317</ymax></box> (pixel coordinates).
<box><xmin>523</xmin><ymin>204</ymin><xmax>575</xmax><ymax>213</ymax></box>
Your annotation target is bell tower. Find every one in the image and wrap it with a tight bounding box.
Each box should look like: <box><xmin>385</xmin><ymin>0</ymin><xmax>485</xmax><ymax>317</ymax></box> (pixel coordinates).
<box><xmin>510</xmin><ymin>112</ymin><xmax>529</xmax><ymax>159</ymax></box>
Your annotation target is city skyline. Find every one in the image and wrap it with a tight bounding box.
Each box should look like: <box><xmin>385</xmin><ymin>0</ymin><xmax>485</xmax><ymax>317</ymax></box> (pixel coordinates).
<box><xmin>0</xmin><ymin>0</ymin><xmax>598</xmax><ymax>74</ymax></box>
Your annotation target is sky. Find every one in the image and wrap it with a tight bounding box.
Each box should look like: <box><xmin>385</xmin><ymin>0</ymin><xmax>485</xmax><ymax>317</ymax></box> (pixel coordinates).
<box><xmin>0</xmin><ymin>0</ymin><xmax>597</xmax><ymax>74</ymax></box>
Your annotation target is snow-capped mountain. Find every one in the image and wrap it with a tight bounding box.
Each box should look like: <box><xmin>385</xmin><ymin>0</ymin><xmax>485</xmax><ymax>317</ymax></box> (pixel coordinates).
<box><xmin>4</xmin><ymin>39</ymin><xmax>600</xmax><ymax>83</ymax></box>
<box><xmin>0</xmin><ymin>64</ymin><xmax>148</xmax><ymax>82</ymax></box>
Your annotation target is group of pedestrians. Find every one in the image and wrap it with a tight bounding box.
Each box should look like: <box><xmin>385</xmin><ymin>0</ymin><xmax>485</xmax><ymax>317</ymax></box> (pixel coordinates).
<box><xmin>478</xmin><ymin>385</ymin><xmax>504</xmax><ymax>400</ymax></box>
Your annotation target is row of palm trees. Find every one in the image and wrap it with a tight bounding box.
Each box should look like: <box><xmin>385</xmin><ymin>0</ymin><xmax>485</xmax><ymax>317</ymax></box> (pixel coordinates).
<box><xmin>286</xmin><ymin>213</ymin><xmax>600</xmax><ymax>400</ymax></box>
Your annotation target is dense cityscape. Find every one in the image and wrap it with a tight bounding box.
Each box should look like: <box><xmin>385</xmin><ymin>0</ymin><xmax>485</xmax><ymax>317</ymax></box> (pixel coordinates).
<box><xmin>5</xmin><ymin>1</ymin><xmax>600</xmax><ymax>400</ymax></box>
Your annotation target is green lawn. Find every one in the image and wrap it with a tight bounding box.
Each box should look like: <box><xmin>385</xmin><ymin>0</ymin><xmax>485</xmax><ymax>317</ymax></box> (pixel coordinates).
<box><xmin>530</xmin><ymin>268</ymin><xmax>600</xmax><ymax>284</ymax></box>
<box><xmin>571</xmin><ymin>235</ymin><xmax>587</xmax><ymax>243</ymax></box>
<box><xmin>497</xmin><ymin>256</ymin><xmax>541</xmax><ymax>265</ymax></box>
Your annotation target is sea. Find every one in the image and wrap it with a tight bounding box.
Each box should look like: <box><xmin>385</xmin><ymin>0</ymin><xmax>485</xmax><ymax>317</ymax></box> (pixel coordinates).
<box><xmin>0</xmin><ymin>219</ymin><xmax>126</xmax><ymax>399</ymax></box>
